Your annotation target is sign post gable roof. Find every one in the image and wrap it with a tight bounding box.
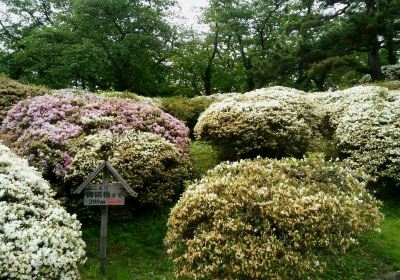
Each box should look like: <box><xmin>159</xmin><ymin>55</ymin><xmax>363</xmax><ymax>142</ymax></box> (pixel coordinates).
<box><xmin>74</xmin><ymin>161</ymin><xmax>106</xmax><ymax>194</ymax></box>
<box><xmin>105</xmin><ymin>162</ymin><xmax>136</xmax><ymax>196</ymax></box>
<box><xmin>73</xmin><ymin>161</ymin><xmax>137</xmax><ymax>197</ymax></box>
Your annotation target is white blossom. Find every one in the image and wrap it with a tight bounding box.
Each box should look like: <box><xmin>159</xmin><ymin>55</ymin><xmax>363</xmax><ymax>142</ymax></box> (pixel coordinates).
<box><xmin>0</xmin><ymin>143</ymin><xmax>86</xmax><ymax>280</ymax></box>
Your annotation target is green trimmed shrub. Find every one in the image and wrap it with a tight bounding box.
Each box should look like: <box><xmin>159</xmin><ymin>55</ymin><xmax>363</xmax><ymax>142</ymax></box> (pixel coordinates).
<box><xmin>162</xmin><ymin>96</ymin><xmax>212</xmax><ymax>137</ymax></box>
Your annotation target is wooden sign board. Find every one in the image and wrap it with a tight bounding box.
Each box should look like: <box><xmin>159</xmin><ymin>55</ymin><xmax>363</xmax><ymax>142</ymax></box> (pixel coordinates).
<box><xmin>84</xmin><ymin>185</ymin><xmax>125</xmax><ymax>206</ymax></box>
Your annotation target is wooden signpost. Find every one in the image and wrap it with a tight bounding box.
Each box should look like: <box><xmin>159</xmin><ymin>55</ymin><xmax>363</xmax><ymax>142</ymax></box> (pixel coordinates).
<box><xmin>74</xmin><ymin>160</ymin><xmax>136</xmax><ymax>275</ymax></box>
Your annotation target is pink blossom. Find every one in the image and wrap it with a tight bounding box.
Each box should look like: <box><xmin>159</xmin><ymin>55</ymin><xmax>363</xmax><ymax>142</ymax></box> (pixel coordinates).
<box><xmin>1</xmin><ymin>93</ymin><xmax>190</xmax><ymax>179</ymax></box>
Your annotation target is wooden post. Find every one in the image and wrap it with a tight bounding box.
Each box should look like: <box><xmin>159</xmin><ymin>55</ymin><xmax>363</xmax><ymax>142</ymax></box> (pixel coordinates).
<box><xmin>73</xmin><ymin>158</ymin><xmax>136</xmax><ymax>276</ymax></box>
<box><xmin>99</xmin><ymin>164</ymin><xmax>109</xmax><ymax>275</ymax></box>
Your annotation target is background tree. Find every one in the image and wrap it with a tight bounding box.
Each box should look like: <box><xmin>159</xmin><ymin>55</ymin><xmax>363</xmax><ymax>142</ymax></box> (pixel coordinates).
<box><xmin>0</xmin><ymin>0</ymin><xmax>176</xmax><ymax>95</ymax></box>
<box><xmin>0</xmin><ymin>0</ymin><xmax>398</xmax><ymax>94</ymax></box>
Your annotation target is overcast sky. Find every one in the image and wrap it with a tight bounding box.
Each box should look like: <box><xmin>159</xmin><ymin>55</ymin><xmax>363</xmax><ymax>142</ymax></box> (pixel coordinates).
<box><xmin>175</xmin><ymin>0</ymin><xmax>208</xmax><ymax>30</ymax></box>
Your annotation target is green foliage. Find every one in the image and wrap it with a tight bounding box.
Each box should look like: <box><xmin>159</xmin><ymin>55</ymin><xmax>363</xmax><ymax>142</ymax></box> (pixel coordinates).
<box><xmin>1</xmin><ymin>0</ymin><xmax>398</xmax><ymax>94</ymax></box>
<box><xmin>367</xmin><ymin>81</ymin><xmax>400</xmax><ymax>91</ymax></box>
<box><xmin>322</xmin><ymin>198</ymin><xmax>400</xmax><ymax>280</ymax></box>
<box><xmin>98</xmin><ymin>90</ymin><xmax>161</xmax><ymax>107</ymax></box>
<box><xmin>0</xmin><ymin>74</ymin><xmax>49</xmax><ymax>121</ymax></box>
<box><xmin>161</xmin><ymin>96</ymin><xmax>212</xmax><ymax>136</ymax></box>
<box><xmin>0</xmin><ymin>0</ymin><xmax>176</xmax><ymax>95</ymax></box>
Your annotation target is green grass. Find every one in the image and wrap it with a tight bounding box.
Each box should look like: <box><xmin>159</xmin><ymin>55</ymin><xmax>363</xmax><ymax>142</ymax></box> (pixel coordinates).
<box><xmin>79</xmin><ymin>141</ymin><xmax>400</xmax><ymax>279</ymax></box>
<box><xmin>321</xmin><ymin>199</ymin><xmax>400</xmax><ymax>279</ymax></box>
<box><xmin>80</xmin><ymin>208</ymin><xmax>174</xmax><ymax>280</ymax></box>
<box><xmin>190</xmin><ymin>141</ymin><xmax>221</xmax><ymax>176</ymax></box>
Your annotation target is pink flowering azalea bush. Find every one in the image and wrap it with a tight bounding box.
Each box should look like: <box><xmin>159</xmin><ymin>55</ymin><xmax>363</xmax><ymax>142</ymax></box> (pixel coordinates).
<box><xmin>1</xmin><ymin>93</ymin><xmax>190</xmax><ymax>199</ymax></box>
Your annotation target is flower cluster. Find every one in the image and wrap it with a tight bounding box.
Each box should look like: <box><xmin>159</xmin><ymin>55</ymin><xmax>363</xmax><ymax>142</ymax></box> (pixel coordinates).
<box><xmin>307</xmin><ymin>85</ymin><xmax>400</xmax><ymax>185</ymax></box>
<box><xmin>1</xmin><ymin>93</ymin><xmax>190</xmax><ymax>182</ymax></box>
<box><xmin>67</xmin><ymin>130</ymin><xmax>192</xmax><ymax>205</ymax></box>
<box><xmin>194</xmin><ymin>87</ymin><xmax>321</xmax><ymax>159</ymax></box>
<box><xmin>309</xmin><ymin>85</ymin><xmax>390</xmax><ymax>129</ymax></box>
<box><xmin>333</xmin><ymin>89</ymin><xmax>400</xmax><ymax>184</ymax></box>
<box><xmin>165</xmin><ymin>155</ymin><xmax>382</xmax><ymax>280</ymax></box>
<box><xmin>0</xmin><ymin>142</ymin><xmax>86</xmax><ymax>280</ymax></box>
<box><xmin>0</xmin><ymin>74</ymin><xmax>49</xmax><ymax>122</ymax></box>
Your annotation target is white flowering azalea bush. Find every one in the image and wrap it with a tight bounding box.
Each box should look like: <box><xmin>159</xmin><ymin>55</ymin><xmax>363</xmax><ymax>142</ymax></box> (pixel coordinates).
<box><xmin>165</xmin><ymin>155</ymin><xmax>382</xmax><ymax>280</ymax></box>
<box><xmin>0</xmin><ymin>143</ymin><xmax>85</xmax><ymax>280</ymax></box>
<box><xmin>334</xmin><ymin>89</ymin><xmax>400</xmax><ymax>185</ymax></box>
<box><xmin>359</xmin><ymin>64</ymin><xmax>400</xmax><ymax>83</ymax></box>
<box><xmin>193</xmin><ymin>91</ymin><xmax>242</xmax><ymax>103</ymax></box>
<box><xmin>194</xmin><ymin>86</ymin><xmax>306</xmax><ymax>103</ymax></box>
<box><xmin>308</xmin><ymin>85</ymin><xmax>400</xmax><ymax>186</ymax></box>
<box><xmin>67</xmin><ymin>130</ymin><xmax>192</xmax><ymax>205</ymax></box>
<box><xmin>309</xmin><ymin>85</ymin><xmax>391</xmax><ymax>130</ymax></box>
<box><xmin>194</xmin><ymin>87</ymin><xmax>321</xmax><ymax>159</ymax></box>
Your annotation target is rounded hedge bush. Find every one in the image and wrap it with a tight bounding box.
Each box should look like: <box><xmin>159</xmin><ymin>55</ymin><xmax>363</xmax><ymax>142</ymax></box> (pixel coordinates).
<box><xmin>0</xmin><ymin>142</ymin><xmax>86</xmax><ymax>279</ymax></box>
<box><xmin>165</xmin><ymin>155</ymin><xmax>382</xmax><ymax>280</ymax></box>
<box><xmin>334</xmin><ymin>89</ymin><xmax>400</xmax><ymax>185</ymax></box>
<box><xmin>194</xmin><ymin>87</ymin><xmax>321</xmax><ymax>159</ymax></box>
<box><xmin>310</xmin><ymin>86</ymin><xmax>390</xmax><ymax>130</ymax></box>
<box><xmin>161</xmin><ymin>96</ymin><xmax>213</xmax><ymax>137</ymax></box>
<box><xmin>1</xmin><ymin>93</ymin><xmax>190</xmax><ymax>185</ymax></box>
<box><xmin>67</xmin><ymin>130</ymin><xmax>192</xmax><ymax>205</ymax></box>
<box><xmin>309</xmin><ymin>85</ymin><xmax>400</xmax><ymax>186</ymax></box>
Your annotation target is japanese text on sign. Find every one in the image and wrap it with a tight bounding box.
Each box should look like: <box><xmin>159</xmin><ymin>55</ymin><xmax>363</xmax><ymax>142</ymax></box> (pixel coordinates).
<box><xmin>84</xmin><ymin>185</ymin><xmax>125</xmax><ymax>206</ymax></box>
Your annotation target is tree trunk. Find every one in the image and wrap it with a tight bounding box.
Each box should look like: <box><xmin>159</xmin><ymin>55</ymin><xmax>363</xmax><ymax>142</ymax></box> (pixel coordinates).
<box><xmin>115</xmin><ymin>68</ymin><xmax>130</xmax><ymax>91</ymax></box>
<box><xmin>203</xmin><ymin>65</ymin><xmax>212</xmax><ymax>96</ymax></box>
<box><xmin>368</xmin><ymin>44</ymin><xmax>383</xmax><ymax>81</ymax></box>
<box><xmin>246</xmin><ymin>71</ymin><xmax>255</xmax><ymax>91</ymax></box>
<box><xmin>313</xmin><ymin>77</ymin><xmax>325</xmax><ymax>91</ymax></box>
<box><xmin>237</xmin><ymin>34</ymin><xmax>255</xmax><ymax>91</ymax></box>
<box><xmin>366</xmin><ymin>0</ymin><xmax>383</xmax><ymax>81</ymax></box>
<box><xmin>202</xmin><ymin>25</ymin><xmax>219</xmax><ymax>96</ymax></box>
<box><xmin>387</xmin><ymin>35</ymin><xmax>397</xmax><ymax>65</ymax></box>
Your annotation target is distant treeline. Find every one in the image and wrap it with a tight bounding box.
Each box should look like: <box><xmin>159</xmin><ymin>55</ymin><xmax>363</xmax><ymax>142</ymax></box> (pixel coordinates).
<box><xmin>0</xmin><ymin>0</ymin><xmax>399</xmax><ymax>95</ymax></box>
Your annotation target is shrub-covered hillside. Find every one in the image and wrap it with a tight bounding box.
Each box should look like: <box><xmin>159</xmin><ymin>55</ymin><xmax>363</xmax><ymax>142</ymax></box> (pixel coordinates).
<box><xmin>1</xmin><ymin>80</ymin><xmax>400</xmax><ymax>280</ymax></box>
